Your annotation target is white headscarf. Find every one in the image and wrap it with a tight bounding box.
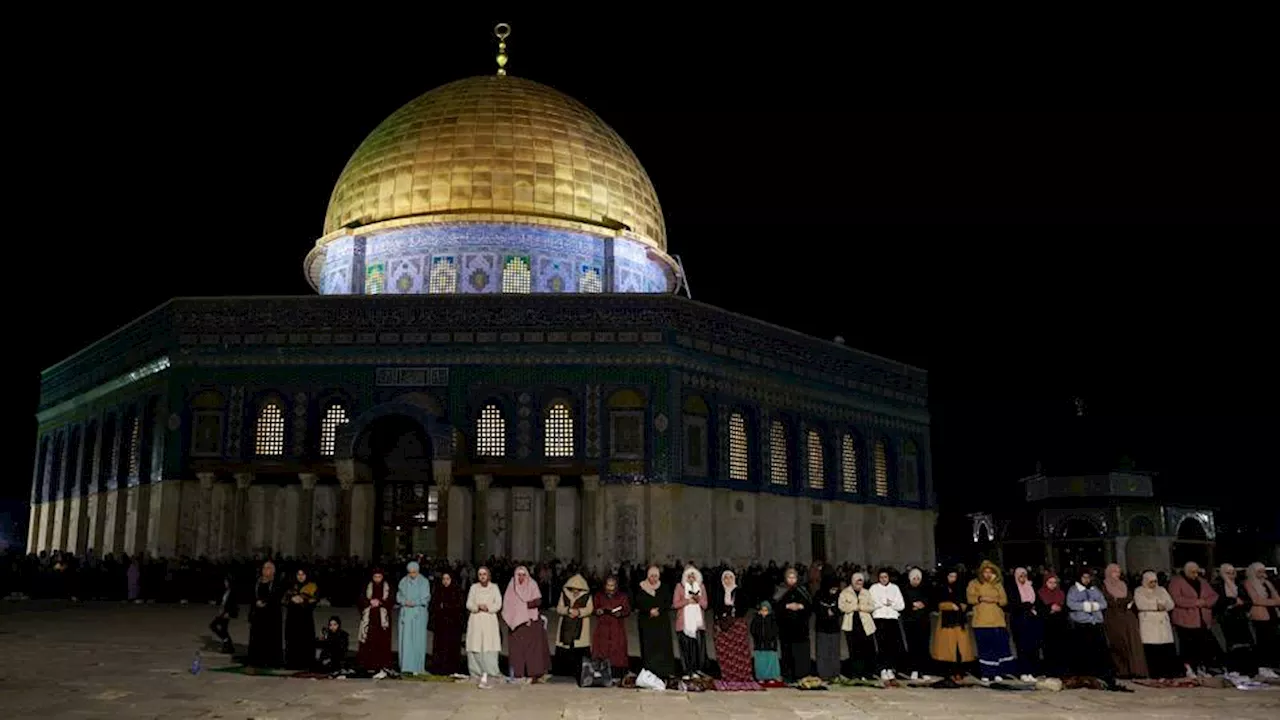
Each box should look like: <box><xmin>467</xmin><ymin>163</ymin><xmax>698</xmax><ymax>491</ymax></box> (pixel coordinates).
<box><xmin>681</xmin><ymin>566</ymin><xmax>704</xmax><ymax>639</ymax></box>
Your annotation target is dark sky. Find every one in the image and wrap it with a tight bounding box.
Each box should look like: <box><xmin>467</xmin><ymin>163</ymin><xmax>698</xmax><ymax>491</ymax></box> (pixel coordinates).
<box><xmin>12</xmin><ymin>13</ymin><xmax>1276</xmax><ymax>522</ymax></box>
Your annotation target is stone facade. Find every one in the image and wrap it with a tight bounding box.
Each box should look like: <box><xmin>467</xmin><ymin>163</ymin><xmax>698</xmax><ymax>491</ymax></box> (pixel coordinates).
<box><xmin>29</xmin><ymin>294</ymin><xmax>935</xmax><ymax>568</ymax></box>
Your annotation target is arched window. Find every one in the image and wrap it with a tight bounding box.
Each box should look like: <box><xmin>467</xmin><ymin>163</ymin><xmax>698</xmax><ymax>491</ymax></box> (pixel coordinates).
<box><xmin>190</xmin><ymin>390</ymin><xmax>225</xmax><ymax>457</ymax></box>
<box><xmin>607</xmin><ymin>389</ymin><xmax>646</xmax><ymax>459</ymax></box>
<box><xmin>476</xmin><ymin>403</ymin><xmax>507</xmax><ymax>457</ymax></box>
<box><xmin>429</xmin><ymin>256</ymin><xmax>457</xmax><ymax>294</ymax></box>
<box><xmin>255</xmin><ymin>400</ymin><xmax>286</xmax><ymax>456</ymax></box>
<box><xmin>544</xmin><ymin>401</ymin><xmax>575</xmax><ymax>457</ymax></box>
<box><xmin>682</xmin><ymin>396</ymin><xmax>709</xmax><ymax>476</ymax></box>
<box><xmin>873</xmin><ymin>438</ymin><xmax>889</xmax><ymax>498</ymax></box>
<box><xmin>320</xmin><ymin>402</ymin><xmax>350</xmax><ymax>456</ymax></box>
<box><xmin>501</xmin><ymin>255</ymin><xmax>532</xmax><ymax>293</ymax></box>
<box><xmin>806</xmin><ymin>429</ymin><xmax>824</xmax><ymax>490</ymax></box>
<box><xmin>841</xmin><ymin>433</ymin><xmax>859</xmax><ymax>494</ymax></box>
<box><xmin>580</xmin><ymin>265</ymin><xmax>603</xmax><ymax>293</ymax></box>
<box><xmin>128</xmin><ymin>415</ymin><xmax>142</xmax><ymax>476</ymax></box>
<box><xmin>728</xmin><ymin>412</ymin><xmax>749</xmax><ymax>481</ymax></box>
<box><xmin>769</xmin><ymin>420</ymin><xmax>789</xmax><ymax>486</ymax></box>
<box><xmin>900</xmin><ymin>439</ymin><xmax>920</xmax><ymax>501</ymax></box>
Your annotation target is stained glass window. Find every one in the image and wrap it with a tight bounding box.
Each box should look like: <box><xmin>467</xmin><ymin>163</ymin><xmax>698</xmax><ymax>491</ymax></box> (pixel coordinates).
<box><xmin>476</xmin><ymin>403</ymin><xmax>506</xmax><ymax>457</ymax></box>
<box><xmin>841</xmin><ymin>434</ymin><xmax>858</xmax><ymax>494</ymax></box>
<box><xmin>429</xmin><ymin>256</ymin><xmax>457</xmax><ymax>294</ymax></box>
<box><xmin>806</xmin><ymin>429</ymin><xmax>824</xmax><ymax>490</ymax></box>
<box><xmin>769</xmin><ymin>420</ymin><xmax>789</xmax><ymax>486</ymax></box>
<box><xmin>320</xmin><ymin>403</ymin><xmax>350</xmax><ymax>456</ymax></box>
<box><xmin>544</xmin><ymin>402</ymin><xmax>574</xmax><ymax>457</ymax></box>
<box><xmin>728</xmin><ymin>413</ymin><xmax>749</xmax><ymax>481</ymax></box>
<box><xmin>255</xmin><ymin>401</ymin><xmax>285</xmax><ymax>456</ymax></box>
<box><xmin>501</xmin><ymin>255</ymin><xmax>531</xmax><ymax>294</ymax></box>
<box><xmin>580</xmin><ymin>265</ymin><xmax>603</xmax><ymax>293</ymax></box>
<box><xmin>873</xmin><ymin>438</ymin><xmax>889</xmax><ymax>498</ymax></box>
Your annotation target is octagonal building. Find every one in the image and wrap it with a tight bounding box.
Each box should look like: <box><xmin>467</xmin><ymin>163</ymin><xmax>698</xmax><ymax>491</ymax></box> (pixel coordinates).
<box><xmin>27</xmin><ymin>66</ymin><xmax>936</xmax><ymax>569</ymax></box>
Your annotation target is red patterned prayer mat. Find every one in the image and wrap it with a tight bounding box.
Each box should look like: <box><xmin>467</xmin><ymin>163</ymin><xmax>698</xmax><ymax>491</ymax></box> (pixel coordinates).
<box><xmin>713</xmin><ymin>680</ymin><xmax>764</xmax><ymax>691</ymax></box>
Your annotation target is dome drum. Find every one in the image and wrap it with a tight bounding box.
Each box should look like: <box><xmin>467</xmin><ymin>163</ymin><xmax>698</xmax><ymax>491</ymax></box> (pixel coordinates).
<box><xmin>315</xmin><ymin>222</ymin><xmax>676</xmax><ymax>296</ymax></box>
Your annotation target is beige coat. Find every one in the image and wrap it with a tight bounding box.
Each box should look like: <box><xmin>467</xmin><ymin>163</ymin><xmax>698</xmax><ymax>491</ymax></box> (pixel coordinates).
<box><xmin>465</xmin><ymin>581</ymin><xmax>503</xmax><ymax>653</ymax></box>
<box><xmin>1133</xmin><ymin>585</ymin><xmax>1175</xmax><ymax>645</ymax></box>
<box><xmin>555</xmin><ymin>574</ymin><xmax>594</xmax><ymax>649</ymax></box>
<box><xmin>837</xmin><ymin>586</ymin><xmax>876</xmax><ymax>635</ymax></box>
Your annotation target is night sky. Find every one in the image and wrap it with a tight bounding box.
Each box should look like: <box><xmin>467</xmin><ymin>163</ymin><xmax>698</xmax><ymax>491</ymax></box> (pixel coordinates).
<box><xmin>12</xmin><ymin>15</ymin><xmax>1276</xmax><ymax>545</ymax></box>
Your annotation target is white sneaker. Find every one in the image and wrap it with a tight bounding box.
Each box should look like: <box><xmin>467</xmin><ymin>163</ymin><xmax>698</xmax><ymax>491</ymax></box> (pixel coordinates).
<box><xmin>910</xmin><ymin>671</ymin><xmax>920</xmax><ymax>680</ymax></box>
<box><xmin>1020</xmin><ymin>674</ymin><xmax>1036</xmax><ymax>683</ymax></box>
<box><xmin>992</xmin><ymin>675</ymin><xmax>1005</xmax><ymax>682</ymax></box>
<box><xmin>1257</xmin><ymin>667</ymin><xmax>1279</xmax><ymax>680</ymax></box>
<box><xmin>1185</xmin><ymin>666</ymin><xmax>1197</xmax><ymax>679</ymax></box>
<box><xmin>885</xmin><ymin>670</ymin><xmax>896</xmax><ymax>680</ymax></box>
<box><xmin>479</xmin><ymin>673</ymin><xmax>490</xmax><ymax>689</ymax></box>
<box><xmin>372</xmin><ymin>670</ymin><xmax>387</xmax><ymax>680</ymax></box>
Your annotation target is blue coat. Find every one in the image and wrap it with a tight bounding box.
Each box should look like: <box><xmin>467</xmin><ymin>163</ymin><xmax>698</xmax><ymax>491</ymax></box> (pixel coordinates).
<box><xmin>398</xmin><ymin>575</ymin><xmax>432</xmax><ymax>673</ymax></box>
<box><xmin>1066</xmin><ymin>583</ymin><xmax>1106</xmax><ymax>625</ymax></box>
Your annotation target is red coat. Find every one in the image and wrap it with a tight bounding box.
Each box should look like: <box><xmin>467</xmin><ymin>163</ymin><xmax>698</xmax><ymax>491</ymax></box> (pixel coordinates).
<box><xmin>591</xmin><ymin>591</ymin><xmax>631</xmax><ymax>668</ymax></box>
<box><xmin>1168</xmin><ymin>575</ymin><xmax>1218</xmax><ymax>629</ymax></box>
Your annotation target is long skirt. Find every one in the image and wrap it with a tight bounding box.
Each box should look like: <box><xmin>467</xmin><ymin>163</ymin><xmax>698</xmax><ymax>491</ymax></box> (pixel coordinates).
<box><xmin>678</xmin><ymin>630</ymin><xmax>707</xmax><ymax>676</ymax></box>
<box><xmin>247</xmin><ymin>609</ymin><xmax>284</xmax><ymax>668</ymax></box>
<box><xmin>845</xmin><ymin>629</ymin><xmax>877</xmax><ymax>679</ymax></box>
<box><xmin>1103</xmin><ymin>607</ymin><xmax>1148</xmax><ymax>678</ymax></box>
<box><xmin>637</xmin><ymin>616</ymin><xmax>677</xmax><ymax>678</ymax></box>
<box><xmin>815</xmin><ymin>632</ymin><xmax>842</xmax><ymax>679</ymax></box>
<box><xmin>753</xmin><ymin>649</ymin><xmax>781</xmax><ymax>681</ymax></box>
<box><xmin>874</xmin><ymin>618</ymin><xmax>903</xmax><ymax>672</ymax></box>
<box><xmin>780</xmin><ymin>639</ymin><xmax>812</xmax><ymax>681</ymax></box>
<box><xmin>902</xmin><ymin>617</ymin><xmax>931</xmax><ymax>675</ymax></box>
<box><xmin>1176</xmin><ymin>626</ymin><xmax>1218</xmax><ymax>671</ymax></box>
<box><xmin>930</xmin><ymin>618</ymin><xmax>976</xmax><ymax>665</ymax></box>
<box><xmin>1010</xmin><ymin>613</ymin><xmax>1043</xmax><ymax>677</ymax></box>
<box><xmin>508</xmin><ymin>622</ymin><xmax>551</xmax><ymax>678</ymax></box>
<box><xmin>1144</xmin><ymin>643</ymin><xmax>1182</xmax><ymax>679</ymax></box>
<box><xmin>468</xmin><ymin>650</ymin><xmax>500</xmax><ymax>678</ymax></box>
<box><xmin>973</xmin><ymin>627</ymin><xmax>1016</xmax><ymax>678</ymax></box>
<box><xmin>714</xmin><ymin>618</ymin><xmax>754</xmax><ymax>682</ymax></box>
<box><xmin>428</xmin><ymin>624</ymin><xmax>465</xmax><ymax>675</ymax></box>
<box><xmin>1070</xmin><ymin>623</ymin><xmax>1114</xmax><ymax>683</ymax></box>
<box><xmin>1253</xmin><ymin>619</ymin><xmax>1278</xmax><ymax>669</ymax></box>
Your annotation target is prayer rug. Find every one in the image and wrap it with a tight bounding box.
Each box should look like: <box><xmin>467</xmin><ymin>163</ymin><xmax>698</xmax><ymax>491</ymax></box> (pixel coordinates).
<box><xmin>208</xmin><ymin>665</ymin><xmax>297</xmax><ymax>677</ymax></box>
<box><xmin>713</xmin><ymin>680</ymin><xmax>764</xmax><ymax>691</ymax></box>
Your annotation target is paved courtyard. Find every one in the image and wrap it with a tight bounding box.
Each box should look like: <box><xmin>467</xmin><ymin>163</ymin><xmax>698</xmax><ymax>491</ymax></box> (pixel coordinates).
<box><xmin>0</xmin><ymin>602</ymin><xmax>1276</xmax><ymax>719</ymax></box>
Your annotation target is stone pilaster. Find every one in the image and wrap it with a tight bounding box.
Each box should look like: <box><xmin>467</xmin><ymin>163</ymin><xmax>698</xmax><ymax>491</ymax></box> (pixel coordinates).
<box><xmin>433</xmin><ymin>460</ymin><xmax>453</xmax><ymax>561</ymax></box>
<box><xmin>581</xmin><ymin>474</ymin><xmax>599</xmax><ymax>569</ymax></box>
<box><xmin>337</xmin><ymin>470</ymin><xmax>354</xmax><ymax>559</ymax></box>
<box><xmin>298</xmin><ymin>473</ymin><xmax>319</xmax><ymax>557</ymax></box>
<box><xmin>195</xmin><ymin>472</ymin><xmax>216</xmax><ymax>558</ymax></box>
<box><xmin>473</xmin><ymin>474</ymin><xmax>492</xmax><ymax>563</ymax></box>
<box><xmin>542</xmin><ymin>475</ymin><xmax>559</xmax><ymax>561</ymax></box>
<box><xmin>350</xmin><ymin>481</ymin><xmax>375</xmax><ymax>561</ymax></box>
<box><xmin>233</xmin><ymin>472</ymin><xmax>253</xmax><ymax>556</ymax></box>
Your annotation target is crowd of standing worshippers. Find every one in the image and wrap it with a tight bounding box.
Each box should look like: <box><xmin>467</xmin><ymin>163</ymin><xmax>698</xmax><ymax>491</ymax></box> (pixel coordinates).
<box><xmin>212</xmin><ymin>555</ymin><xmax>1280</xmax><ymax>690</ymax></box>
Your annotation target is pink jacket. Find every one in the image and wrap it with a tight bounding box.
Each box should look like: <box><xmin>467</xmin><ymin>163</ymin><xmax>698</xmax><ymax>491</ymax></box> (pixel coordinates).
<box><xmin>1168</xmin><ymin>575</ymin><xmax>1218</xmax><ymax>629</ymax></box>
<box><xmin>672</xmin><ymin>584</ymin><xmax>709</xmax><ymax>633</ymax></box>
<box><xmin>1245</xmin><ymin>579</ymin><xmax>1280</xmax><ymax>622</ymax></box>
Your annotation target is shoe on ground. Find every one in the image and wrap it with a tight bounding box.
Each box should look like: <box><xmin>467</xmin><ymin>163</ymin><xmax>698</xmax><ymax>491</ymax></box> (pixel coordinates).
<box><xmin>1257</xmin><ymin>667</ymin><xmax>1279</xmax><ymax>679</ymax></box>
<box><xmin>372</xmin><ymin>670</ymin><xmax>387</xmax><ymax>680</ymax></box>
<box><xmin>1185</xmin><ymin>666</ymin><xmax>1197</xmax><ymax>679</ymax></box>
<box><xmin>885</xmin><ymin>669</ymin><xmax>896</xmax><ymax>680</ymax></box>
<box><xmin>1020</xmin><ymin>674</ymin><xmax>1037</xmax><ymax>683</ymax></box>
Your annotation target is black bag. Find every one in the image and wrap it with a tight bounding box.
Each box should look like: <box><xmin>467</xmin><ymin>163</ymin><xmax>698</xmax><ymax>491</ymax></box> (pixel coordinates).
<box><xmin>578</xmin><ymin>657</ymin><xmax>612</xmax><ymax>687</ymax></box>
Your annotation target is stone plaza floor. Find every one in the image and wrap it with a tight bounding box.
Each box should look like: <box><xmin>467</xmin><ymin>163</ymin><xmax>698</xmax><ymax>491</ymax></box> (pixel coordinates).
<box><xmin>0</xmin><ymin>601</ymin><xmax>1276</xmax><ymax>719</ymax></box>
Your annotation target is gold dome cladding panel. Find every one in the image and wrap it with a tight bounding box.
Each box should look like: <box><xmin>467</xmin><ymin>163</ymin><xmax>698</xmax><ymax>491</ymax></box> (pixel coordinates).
<box><xmin>324</xmin><ymin>76</ymin><xmax>665</xmax><ymax>249</ymax></box>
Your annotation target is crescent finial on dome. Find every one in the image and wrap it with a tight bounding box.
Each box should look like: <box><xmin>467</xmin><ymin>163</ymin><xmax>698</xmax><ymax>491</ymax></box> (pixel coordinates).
<box><xmin>495</xmin><ymin>23</ymin><xmax>511</xmax><ymax>76</ymax></box>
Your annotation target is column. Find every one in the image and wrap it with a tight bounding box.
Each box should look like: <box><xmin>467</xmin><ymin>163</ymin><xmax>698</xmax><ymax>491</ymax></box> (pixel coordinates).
<box><xmin>350</xmin><ymin>480</ymin><xmax>375</xmax><ymax>561</ymax></box>
<box><xmin>337</xmin><ymin>469</ymin><xmax>354</xmax><ymax>558</ymax></box>
<box><xmin>195</xmin><ymin>472</ymin><xmax>216</xmax><ymax>558</ymax></box>
<box><xmin>298</xmin><ymin>473</ymin><xmax>318</xmax><ymax>557</ymax></box>
<box><xmin>541</xmin><ymin>475</ymin><xmax>559</xmax><ymax>561</ymax></box>
<box><xmin>433</xmin><ymin>460</ymin><xmax>453</xmax><ymax>561</ymax></box>
<box><xmin>233</xmin><ymin>472</ymin><xmax>253</xmax><ymax>556</ymax></box>
<box><xmin>473</xmin><ymin>474</ymin><xmax>492</xmax><ymax>563</ymax></box>
<box><xmin>581</xmin><ymin>474</ymin><xmax>599</xmax><ymax>569</ymax></box>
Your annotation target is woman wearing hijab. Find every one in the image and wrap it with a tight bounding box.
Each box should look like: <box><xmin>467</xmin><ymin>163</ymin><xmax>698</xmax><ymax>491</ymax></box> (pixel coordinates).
<box><xmin>775</xmin><ymin>566</ymin><xmax>812</xmax><ymax>681</ymax></box>
<box><xmin>1066</xmin><ymin>567</ymin><xmax>1119</xmax><ymax>687</ymax></box>
<box><xmin>1036</xmin><ymin>572</ymin><xmax>1068</xmax><ymax>677</ymax></box>
<box><xmin>813</xmin><ymin>568</ymin><xmax>843</xmax><ymax>680</ymax></box>
<box><xmin>634</xmin><ymin>564</ymin><xmax>677</xmax><ymax>678</ymax></box>
<box><xmin>1099</xmin><ymin>563</ymin><xmax>1147</xmax><ymax>679</ymax></box>
<box><xmin>673</xmin><ymin>566</ymin><xmax>709</xmax><ymax>677</ymax></box>
<box><xmin>504</xmin><ymin>565</ymin><xmax>551</xmax><ymax>680</ymax></box>
<box><xmin>397</xmin><ymin>561</ymin><xmax>431</xmax><ymax>674</ymax></box>
<box><xmin>591</xmin><ymin>575</ymin><xmax>631</xmax><ymax>678</ymax></box>
<box><xmin>967</xmin><ymin>560</ymin><xmax>1015</xmax><ymax>680</ymax></box>
<box><xmin>247</xmin><ymin>560</ymin><xmax>284</xmax><ymax>668</ymax></box>
<box><xmin>900</xmin><ymin>568</ymin><xmax>932</xmax><ymax>680</ymax></box>
<box><xmin>1168</xmin><ymin>561</ymin><xmax>1219</xmax><ymax>676</ymax></box>
<box><xmin>428</xmin><ymin>571</ymin><xmax>466</xmax><ymax>676</ymax></box>
<box><xmin>1244</xmin><ymin>562</ymin><xmax>1280</xmax><ymax>674</ymax></box>
<box><xmin>713</xmin><ymin>570</ymin><xmax>753</xmax><ymax>682</ymax></box>
<box><xmin>838</xmin><ymin>571</ymin><xmax>877</xmax><ymax>680</ymax></box>
<box><xmin>555</xmin><ymin>573</ymin><xmax>594</xmax><ymax>676</ymax></box>
<box><xmin>356</xmin><ymin>568</ymin><xmax>394</xmax><ymax>674</ymax></box>
<box><xmin>465</xmin><ymin>566</ymin><xmax>503</xmax><ymax>685</ymax></box>
<box><xmin>931</xmin><ymin>567</ymin><xmax>975</xmax><ymax>682</ymax></box>
<box><xmin>284</xmin><ymin>567</ymin><xmax>319</xmax><ymax>670</ymax></box>
<box><xmin>1133</xmin><ymin>570</ymin><xmax>1179</xmax><ymax>678</ymax></box>
<box><xmin>1008</xmin><ymin>568</ymin><xmax>1042</xmax><ymax>681</ymax></box>
<box><xmin>1212</xmin><ymin>563</ymin><xmax>1257</xmax><ymax>677</ymax></box>
<box><xmin>750</xmin><ymin>600</ymin><xmax>782</xmax><ymax>682</ymax></box>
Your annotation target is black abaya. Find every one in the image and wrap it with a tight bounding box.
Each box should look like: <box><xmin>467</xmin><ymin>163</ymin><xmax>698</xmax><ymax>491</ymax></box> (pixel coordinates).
<box><xmin>284</xmin><ymin>583</ymin><xmax>318</xmax><ymax>670</ymax></box>
<box><xmin>776</xmin><ymin>584</ymin><xmax>812</xmax><ymax>681</ymax></box>
<box><xmin>247</xmin><ymin>578</ymin><xmax>284</xmax><ymax>667</ymax></box>
<box><xmin>634</xmin><ymin>586</ymin><xmax>677</xmax><ymax>677</ymax></box>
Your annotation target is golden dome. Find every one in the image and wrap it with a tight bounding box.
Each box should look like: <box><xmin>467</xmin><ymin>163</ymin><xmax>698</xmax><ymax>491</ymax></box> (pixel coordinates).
<box><xmin>322</xmin><ymin>75</ymin><xmax>665</xmax><ymax>250</ymax></box>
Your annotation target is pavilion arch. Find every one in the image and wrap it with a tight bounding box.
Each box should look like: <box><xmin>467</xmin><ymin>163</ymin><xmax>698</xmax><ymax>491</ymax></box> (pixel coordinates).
<box><xmin>332</xmin><ymin>397</ymin><xmax>456</xmax><ymax>477</ymax></box>
<box><xmin>1175</xmin><ymin>515</ymin><xmax>1210</xmax><ymax>541</ymax></box>
<box><xmin>1058</xmin><ymin>515</ymin><xmax>1106</xmax><ymax>540</ymax></box>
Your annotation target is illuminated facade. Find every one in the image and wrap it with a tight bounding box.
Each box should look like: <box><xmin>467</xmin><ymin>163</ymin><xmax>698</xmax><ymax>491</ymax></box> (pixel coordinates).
<box><xmin>27</xmin><ymin>61</ymin><xmax>936</xmax><ymax>567</ymax></box>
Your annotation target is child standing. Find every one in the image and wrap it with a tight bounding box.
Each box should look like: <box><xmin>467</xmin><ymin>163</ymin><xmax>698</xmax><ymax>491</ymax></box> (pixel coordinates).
<box><xmin>750</xmin><ymin>601</ymin><xmax>781</xmax><ymax>682</ymax></box>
